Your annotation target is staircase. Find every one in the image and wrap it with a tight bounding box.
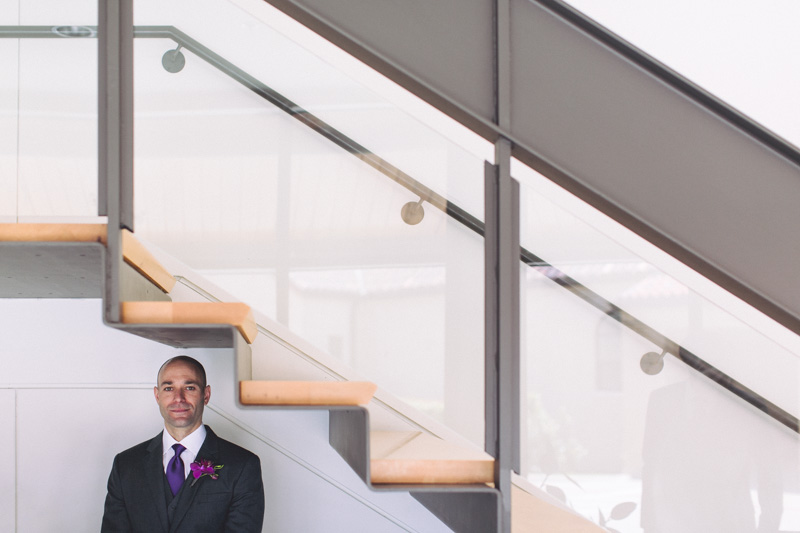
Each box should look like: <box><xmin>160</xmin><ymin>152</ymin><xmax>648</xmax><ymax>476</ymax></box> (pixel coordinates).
<box><xmin>4</xmin><ymin>2</ymin><xmax>798</xmax><ymax>531</ymax></box>
<box><xmin>0</xmin><ymin>222</ymin><xmax>601</xmax><ymax>532</ymax></box>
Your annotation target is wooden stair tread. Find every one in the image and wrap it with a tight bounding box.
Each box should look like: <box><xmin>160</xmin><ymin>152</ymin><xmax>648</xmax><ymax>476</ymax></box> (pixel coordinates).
<box><xmin>239</xmin><ymin>381</ymin><xmax>377</xmax><ymax>406</ymax></box>
<box><xmin>120</xmin><ymin>230</ymin><xmax>175</xmax><ymax>293</ymax></box>
<box><xmin>512</xmin><ymin>485</ymin><xmax>604</xmax><ymax>533</ymax></box>
<box><xmin>121</xmin><ymin>301</ymin><xmax>257</xmax><ymax>343</ymax></box>
<box><xmin>370</xmin><ymin>431</ymin><xmax>494</xmax><ymax>484</ymax></box>
<box><xmin>0</xmin><ymin>224</ymin><xmax>175</xmax><ymax>294</ymax></box>
<box><xmin>0</xmin><ymin>223</ymin><xmax>107</xmax><ymax>243</ymax></box>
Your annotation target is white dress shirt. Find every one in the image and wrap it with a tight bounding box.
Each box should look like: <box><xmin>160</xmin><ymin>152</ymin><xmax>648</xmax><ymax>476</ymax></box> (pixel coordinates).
<box><xmin>162</xmin><ymin>425</ymin><xmax>207</xmax><ymax>479</ymax></box>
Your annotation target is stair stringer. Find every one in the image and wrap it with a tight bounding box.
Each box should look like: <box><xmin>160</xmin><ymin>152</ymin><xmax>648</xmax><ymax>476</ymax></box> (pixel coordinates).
<box><xmin>329</xmin><ymin>407</ymin><xmax>500</xmax><ymax>533</ymax></box>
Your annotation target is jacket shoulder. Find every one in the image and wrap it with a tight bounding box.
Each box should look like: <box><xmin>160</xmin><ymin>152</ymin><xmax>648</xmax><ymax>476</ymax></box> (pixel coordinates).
<box><xmin>213</xmin><ymin>435</ymin><xmax>260</xmax><ymax>465</ymax></box>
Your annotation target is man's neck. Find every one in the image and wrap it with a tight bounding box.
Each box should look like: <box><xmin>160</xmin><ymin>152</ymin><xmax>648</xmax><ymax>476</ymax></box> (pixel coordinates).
<box><xmin>165</xmin><ymin>422</ymin><xmax>203</xmax><ymax>442</ymax></box>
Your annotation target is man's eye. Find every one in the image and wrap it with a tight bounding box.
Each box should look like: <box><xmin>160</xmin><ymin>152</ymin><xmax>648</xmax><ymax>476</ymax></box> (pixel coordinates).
<box><xmin>164</xmin><ymin>387</ymin><xmax>173</xmax><ymax>391</ymax></box>
<box><xmin>186</xmin><ymin>386</ymin><xmax>195</xmax><ymax>391</ymax></box>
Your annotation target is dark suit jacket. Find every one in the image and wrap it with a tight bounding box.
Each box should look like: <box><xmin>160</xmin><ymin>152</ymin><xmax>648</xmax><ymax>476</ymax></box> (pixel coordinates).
<box><xmin>102</xmin><ymin>426</ymin><xmax>265</xmax><ymax>533</ymax></box>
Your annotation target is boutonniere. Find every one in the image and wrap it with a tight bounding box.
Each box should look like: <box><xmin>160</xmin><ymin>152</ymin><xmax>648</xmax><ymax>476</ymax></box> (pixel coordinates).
<box><xmin>190</xmin><ymin>459</ymin><xmax>224</xmax><ymax>486</ymax></box>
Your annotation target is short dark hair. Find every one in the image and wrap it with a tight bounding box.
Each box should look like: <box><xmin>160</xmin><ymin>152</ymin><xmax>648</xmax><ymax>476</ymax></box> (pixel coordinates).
<box><xmin>157</xmin><ymin>356</ymin><xmax>207</xmax><ymax>389</ymax></box>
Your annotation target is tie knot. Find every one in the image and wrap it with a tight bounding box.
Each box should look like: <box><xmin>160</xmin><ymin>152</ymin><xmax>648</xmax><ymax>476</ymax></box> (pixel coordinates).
<box><xmin>172</xmin><ymin>443</ymin><xmax>186</xmax><ymax>457</ymax></box>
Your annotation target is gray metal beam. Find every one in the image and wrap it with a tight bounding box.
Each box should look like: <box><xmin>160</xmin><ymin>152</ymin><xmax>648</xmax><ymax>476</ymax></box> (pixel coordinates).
<box><xmin>494</xmin><ymin>0</ymin><xmax>511</xmax><ymax>130</ymax></box>
<box><xmin>261</xmin><ymin>0</ymin><xmax>800</xmax><ymax>336</ymax></box>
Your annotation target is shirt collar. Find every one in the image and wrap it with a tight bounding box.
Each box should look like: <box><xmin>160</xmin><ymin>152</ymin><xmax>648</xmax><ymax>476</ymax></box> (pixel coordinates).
<box><xmin>162</xmin><ymin>424</ymin><xmax>207</xmax><ymax>458</ymax></box>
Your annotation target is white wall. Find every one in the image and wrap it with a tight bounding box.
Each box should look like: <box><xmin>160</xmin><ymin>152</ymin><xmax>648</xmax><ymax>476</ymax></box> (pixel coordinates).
<box><xmin>0</xmin><ymin>298</ymin><xmax>450</xmax><ymax>532</ymax></box>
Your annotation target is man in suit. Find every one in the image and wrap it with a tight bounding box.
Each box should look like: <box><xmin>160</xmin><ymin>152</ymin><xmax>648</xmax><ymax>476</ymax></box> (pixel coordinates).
<box><xmin>101</xmin><ymin>356</ymin><xmax>265</xmax><ymax>532</ymax></box>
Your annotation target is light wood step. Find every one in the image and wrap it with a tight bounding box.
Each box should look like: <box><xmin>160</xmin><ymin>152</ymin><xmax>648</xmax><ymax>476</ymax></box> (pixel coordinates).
<box><xmin>512</xmin><ymin>484</ymin><xmax>604</xmax><ymax>533</ymax></box>
<box><xmin>121</xmin><ymin>301</ymin><xmax>257</xmax><ymax>343</ymax></box>
<box><xmin>0</xmin><ymin>224</ymin><xmax>175</xmax><ymax>293</ymax></box>
<box><xmin>120</xmin><ymin>230</ymin><xmax>175</xmax><ymax>293</ymax></box>
<box><xmin>239</xmin><ymin>381</ymin><xmax>377</xmax><ymax>406</ymax></box>
<box><xmin>370</xmin><ymin>431</ymin><xmax>494</xmax><ymax>484</ymax></box>
<box><xmin>0</xmin><ymin>223</ymin><xmax>107</xmax><ymax>243</ymax></box>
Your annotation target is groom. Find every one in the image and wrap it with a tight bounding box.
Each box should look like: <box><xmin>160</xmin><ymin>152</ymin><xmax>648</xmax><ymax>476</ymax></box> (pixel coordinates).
<box><xmin>101</xmin><ymin>356</ymin><xmax>265</xmax><ymax>532</ymax></box>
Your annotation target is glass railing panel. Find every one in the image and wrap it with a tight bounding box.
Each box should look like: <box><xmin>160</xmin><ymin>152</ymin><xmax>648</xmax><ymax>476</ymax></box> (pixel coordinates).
<box><xmin>561</xmin><ymin>0</ymin><xmax>800</xmax><ymax>149</ymax></box>
<box><xmin>0</xmin><ymin>0</ymin><xmax>20</xmax><ymax>221</ymax></box>
<box><xmin>522</xmin><ymin>283</ymin><xmax>800</xmax><ymax>532</ymax></box>
<box><xmin>0</xmin><ymin>36</ymin><xmax>18</xmax><ymax>222</ymax></box>
<box><xmin>513</xmin><ymin>159</ymin><xmax>800</xmax><ymax>419</ymax></box>
<box><xmin>132</xmin><ymin>3</ymin><xmax>489</xmax><ymax>445</ymax></box>
<box><xmin>134</xmin><ymin>0</ymin><xmax>490</xmax><ymax>218</ymax></box>
<box><xmin>517</xmin><ymin>161</ymin><xmax>800</xmax><ymax>531</ymax></box>
<box><xmin>1</xmin><ymin>0</ymin><xmax>99</xmax><ymax>221</ymax></box>
<box><xmin>16</xmin><ymin>36</ymin><xmax>98</xmax><ymax>220</ymax></box>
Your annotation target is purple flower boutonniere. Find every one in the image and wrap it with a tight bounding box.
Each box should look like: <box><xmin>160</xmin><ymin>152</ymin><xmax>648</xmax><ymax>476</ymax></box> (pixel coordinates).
<box><xmin>190</xmin><ymin>459</ymin><xmax>224</xmax><ymax>487</ymax></box>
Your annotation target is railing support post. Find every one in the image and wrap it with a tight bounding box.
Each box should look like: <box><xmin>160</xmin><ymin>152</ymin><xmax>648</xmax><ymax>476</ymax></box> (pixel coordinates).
<box><xmin>99</xmin><ymin>0</ymin><xmax>134</xmax><ymax>322</ymax></box>
<box><xmin>485</xmin><ymin>137</ymin><xmax>520</xmax><ymax>533</ymax></box>
<box><xmin>486</xmin><ymin>1</ymin><xmax>519</xmax><ymax>532</ymax></box>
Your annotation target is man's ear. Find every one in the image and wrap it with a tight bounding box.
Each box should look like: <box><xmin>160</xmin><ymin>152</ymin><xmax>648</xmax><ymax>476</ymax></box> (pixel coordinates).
<box><xmin>154</xmin><ymin>386</ymin><xmax>159</xmax><ymax>401</ymax></box>
<box><xmin>204</xmin><ymin>385</ymin><xmax>211</xmax><ymax>405</ymax></box>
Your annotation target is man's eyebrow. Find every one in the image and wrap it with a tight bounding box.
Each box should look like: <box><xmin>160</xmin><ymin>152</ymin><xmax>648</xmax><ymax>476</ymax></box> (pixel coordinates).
<box><xmin>159</xmin><ymin>379</ymin><xmax>200</xmax><ymax>387</ymax></box>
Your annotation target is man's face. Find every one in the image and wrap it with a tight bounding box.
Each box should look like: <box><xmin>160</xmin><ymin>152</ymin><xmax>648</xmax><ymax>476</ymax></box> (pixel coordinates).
<box><xmin>154</xmin><ymin>361</ymin><xmax>210</xmax><ymax>438</ymax></box>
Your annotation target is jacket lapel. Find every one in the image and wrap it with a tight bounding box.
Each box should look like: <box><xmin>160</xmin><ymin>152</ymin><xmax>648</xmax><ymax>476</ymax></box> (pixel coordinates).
<box><xmin>169</xmin><ymin>426</ymin><xmax>220</xmax><ymax>533</ymax></box>
<box><xmin>144</xmin><ymin>432</ymin><xmax>170</xmax><ymax>532</ymax></box>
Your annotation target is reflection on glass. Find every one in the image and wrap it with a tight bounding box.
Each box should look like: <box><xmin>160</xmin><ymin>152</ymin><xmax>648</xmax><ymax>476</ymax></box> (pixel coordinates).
<box><xmin>640</xmin><ymin>376</ymin><xmax>788</xmax><ymax>533</ymax></box>
<box><xmin>524</xmin><ymin>265</ymin><xmax>800</xmax><ymax>532</ymax></box>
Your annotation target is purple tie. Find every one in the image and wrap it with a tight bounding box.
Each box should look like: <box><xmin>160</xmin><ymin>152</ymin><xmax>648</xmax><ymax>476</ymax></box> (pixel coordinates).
<box><xmin>167</xmin><ymin>443</ymin><xmax>186</xmax><ymax>496</ymax></box>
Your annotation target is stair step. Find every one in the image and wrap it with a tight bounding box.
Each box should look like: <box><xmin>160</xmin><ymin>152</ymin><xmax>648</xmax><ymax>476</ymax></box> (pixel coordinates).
<box><xmin>239</xmin><ymin>380</ymin><xmax>377</xmax><ymax>406</ymax></box>
<box><xmin>512</xmin><ymin>485</ymin><xmax>604</xmax><ymax>533</ymax></box>
<box><xmin>0</xmin><ymin>223</ymin><xmax>106</xmax><ymax>243</ymax></box>
<box><xmin>120</xmin><ymin>230</ymin><xmax>175</xmax><ymax>293</ymax></box>
<box><xmin>0</xmin><ymin>224</ymin><xmax>175</xmax><ymax>294</ymax></box>
<box><xmin>120</xmin><ymin>301</ymin><xmax>257</xmax><ymax>343</ymax></box>
<box><xmin>370</xmin><ymin>431</ymin><xmax>494</xmax><ymax>485</ymax></box>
